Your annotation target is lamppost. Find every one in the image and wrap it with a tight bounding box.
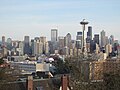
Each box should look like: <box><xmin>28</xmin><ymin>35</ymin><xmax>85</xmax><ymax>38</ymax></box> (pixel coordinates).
<box><xmin>80</xmin><ymin>19</ymin><xmax>89</xmax><ymax>57</ymax></box>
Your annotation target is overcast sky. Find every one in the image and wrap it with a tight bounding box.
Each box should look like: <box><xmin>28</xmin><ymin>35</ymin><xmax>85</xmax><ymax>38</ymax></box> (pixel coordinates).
<box><xmin>0</xmin><ymin>0</ymin><xmax>120</xmax><ymax>41</ymax></box>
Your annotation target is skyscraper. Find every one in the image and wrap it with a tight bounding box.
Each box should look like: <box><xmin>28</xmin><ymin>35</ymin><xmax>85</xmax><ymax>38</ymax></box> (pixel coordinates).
<box><xmin>33</xmin><ymin>39</ymin><xmax>43</xmax><ymax>55</ymax></box>
<box><xmin>76</xmin><ymin>32</ymin><xmax>82</xmax><ymax>40</ymax></box>
<box><xmin>105</xmin><ymin>36</ymin><xmax>109</xmax><ymax>45</ymax></box>
<box><xmin>105</xmin><ymin>44</ymin><xmax>112</xmax><ymax>56</ymax></box>
<box><xmin>24</xmin><ymin>36</ymin><xmax>29</xmax><ymax>43</ymax></box>
<box><xmin>64</xmin><ymin>33</ymin><xmax>72</xmax><ymax>48</ymax></box>
<box><xmin>51</xmin><ymin>29</ymin><xmax>58</xmax><ymax>42</ymax></box>
<box><xmin>101</xmin><ymin>30</ymin><xmax>106</xmax><ymax>47</ymax></box>
<box><xmin>40</xmin><ymin>36</ymin><xmax>49</xmax><ymax>54</ymax></box>
<box><xmin>90</xmin><ymin>40</ymin><xmax>96</xmax><ymax>53</ymax></box>
<box><xmin>88</xmin><ymin>26</ymin><xmax>92</xmax><ymax>39</ymax></box>
<box><xmin>40</xmin><ymin>37</ymin><xmax>46</xmax><ymax>43</ymax></box>
<box><xmin>86</xmin><ymin>26</ymin><xmax>92</xmax><ymax>43</ymax></box>
<box><xmin>7</xmin><ymin>38</ymin><xmax>12</xmax><ymax>50</ymax></box>
<box><xmin>18</xmin><ymin>41</ymin><xmax>24</xmax><ymax>55</ymax></box>
<box><xmin>109</xmin><ymin>35</ymin><xmax>114</xmax><ymax>46</ymax></box>
<box><xmin>76</xmin><ymin>32</ymin><xmax>82</xmax><ymax>49</ymax></box>
<box><xmin>31</xmin><ymin>39</ymin><xmax>34</xmax><ymax>55</ymax></box>
<box><xmin>7</xmin><ymin>38</ymin><xmax>12</xmax><ymax>44</ymax></box>
<box><xmin>24</xmin><ymin>36</ymin><xmax>30</xmax><ymax>55</ymax></box>
<box><xmin>58</xmin><ymin>36</ymin><xmax>65</xmax><ymax>49</ymax></box>
<box><xmin>2</xmin><ymin>36</ymin><xmax>5</xmax><ymax>46</ymax></box>
<box><xmin>50</xmin><ymin>29</ymin><xmax>58</xmax><ymax>54</ymax></box>
<box><xmin>58</xmin><ymin>36</ymin><xmax>65</xmax><ymax>55</ymax></box>
<box><xmin>93</xmin><ymin>34</ymin><xmax>99</xmax><ymax>45</ymax></box>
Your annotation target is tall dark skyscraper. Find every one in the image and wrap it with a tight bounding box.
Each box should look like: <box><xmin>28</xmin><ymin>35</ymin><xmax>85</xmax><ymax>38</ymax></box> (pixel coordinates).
<box><xmin>31</xmin><ymin>39</ymin><xmax>34</xmax><ymax>55</ymax></box>
<box><xmin>88</xmin><ymin>26</ymin><xmax>92</xmax><ymax>39</ymax></box>
<box><xmin>24</xmin><ymin>36</ymin><xmax>30</xmax><ymax>55</ymax></box>
<box><xmin>94</xmin><ymin>34</ymin><xmax>99</xmax><ymax>45</ymax></box>
<box><xmin>51</xmin><ymin>29</ymin><xmax>58</xmax><ymax>42</ymax></box>
<box><xmin>109</xmin><ymin>35</ymin><xmax>114</xmax><ymax>46</ymax></box>
<box><xmin>7</xmin><ymin>38</ymin><xmax>12</xmax><ymax>50</ymax></box>
<box><xmin>86</xmin><ymin>26</ymin><xmax>92</xmax><ymax>43</ymax></box>
<box><xmin>2</xmin><ymin>36</ymin><xmax>5</xmax><ymax>46</ymax></box>
<box><xmin>24</xmin><ymin>36</ymin><xmax>29</xmax><ymax>43</ymax></box>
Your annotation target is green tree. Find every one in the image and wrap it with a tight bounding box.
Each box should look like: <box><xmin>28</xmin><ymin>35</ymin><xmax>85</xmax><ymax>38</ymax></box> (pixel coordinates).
<box><xmin>0</xmin><ymin>57</ymin><xmax>4</xmax><ymax>65</ymax></box>
<box><xmin>0</xmin><ymin>58</ymin><xmax>17</xmax><ymax>89</ymax></box>
<box><xmin>54</xmin><ymin>57</ymin><xmax>70</xmax><ymax>74</ymax></box>
<box><xmin>103</xmin><ymin>72</ymin><xmax>120</xmax><ymax>90</ymax></box>
<box><xmin>66</xmin><ymin>56</ymin><xmax>120</xmax><ymax>90</ymax></box>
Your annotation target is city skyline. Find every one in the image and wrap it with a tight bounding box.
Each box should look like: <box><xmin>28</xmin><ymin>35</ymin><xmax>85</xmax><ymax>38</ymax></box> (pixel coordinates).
<box><xmin>0</xmin><ymin>0</ymin><xmax>120</xmax><ymax>40</ymax></box>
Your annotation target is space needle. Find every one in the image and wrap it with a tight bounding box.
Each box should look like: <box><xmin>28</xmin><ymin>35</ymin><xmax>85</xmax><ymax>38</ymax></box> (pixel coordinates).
<box><xmin>80</xmin><ymin>19</ymin><xmax>89</xmax><ymax>57</ymax></box>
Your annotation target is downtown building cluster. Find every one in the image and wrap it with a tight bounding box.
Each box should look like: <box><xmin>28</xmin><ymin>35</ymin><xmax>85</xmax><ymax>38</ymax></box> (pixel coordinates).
<box><xmin>0</xmin><ymin>26</ymin><xmax>119</xmax><ymax>58</ymax></box>
<box><xmin>0</xmin><ymin>24</ymin><xmax>120</xmax><ymax>79</ymax></box>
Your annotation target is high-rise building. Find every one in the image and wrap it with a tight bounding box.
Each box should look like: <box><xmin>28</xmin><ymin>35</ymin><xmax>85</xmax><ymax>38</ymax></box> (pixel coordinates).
<box><xmin>76</xmin><ymin>32</ymin><xmax>82</xmax><ymax>40</ymax></box>
<box><xmin>12</xmin><ymin>40</ymin><xmax>19</xmax><ymax>48</ymax></box>
<box><xmin>58</xmin><ymin>36</ymin><xmax>65</xmax><ymax>49</ymax></box>
<box><xmin>2</xmin><ymin>47</ymin><xmax>7</xmax><ymax>57</ymax></box>
<box><xmin>64</xmin><ymin>33</ymin><xmax>72</xmax><ymax>56</ymax></box>
<box><xmin>40</xmin><ymin>36</ymin><xmax>49</xmax><ymax>54</ymax></box>
<box><xmin>105</xmin><ymin>44</ymin><xmax>112</xmax><ymax>56</ymax></box>
<box><xmin>76</xmin><ymin>40</ymin><xmax>82</xmax><ymax>49</ymax></box>
<box><xmin>34</xmin><ymin>37</ymin><xmax>39</xmax><ymax>41</ymax></box>
<box><xmin>109</xmin><ymin>35</ymin><xmax>114</xmax><ymax>46</ymax></box>
<box><xmin>93</xmin><ymin>34</ymin><xmax>99</xmax><ymax>45</ymax></box>
<box><xmin>86</xmin><ymin>26</ymin><xmax>92</xmax><ymax>43</ymax></box>
<box><xmin>40</xmin><ymin>37</ymin><xmax>46</xmax><ymax>43</ymax></box>
<box><xmin>51</xmin><ymin>29</ymin><xmax>58</xmax><ymax>42</ymax></box>
<box><xmin>24</xmin><ymin>36</ymin><xmax>29</xmax><ymax>43</ymax></box>
<box><xmin>7</xmin><ymin>38</ymin><xmax>12</xmax><ymax>44</ymax></box>
<box><xmin>105</xmin><ymin>36</ymin><xmax>109</xmax><ymax>45</ymax></box>
<box><xmin>64</xmin><ymin>33</ymin><xmax>72</xmax><ymax>48</ymax></box>
<box><xmin>24</xmin><ymin>36</ymin><xmax>30</xmax><ymax>55</ymax></box>
<box><xmin>50</xmin><ymin>29</ymin><xmax>58</xmax><ymax>54</ymax></box>
<box><xmin>45</xmin><ymin>42</ymin><xmax>49</xmax><ymax>54</ymax></box>
<box><xmin>113</xmin><ymin>40</ymin><xmax>119</xmax><ymax>53</ymax></box>
<box><xmin>7</xmin><ymin>38</ymin><xmax>12</xmax><ymax>50</ymax></box>
<box><xmin>32</xmin><ymin>37</ymin><xmax>49</xmax><ymax>55</ymax></box>
<box><xmin>101</xmin><ymin>30</ymin><xmax>106</xmax><ymax>47</ymax></box>
<box><xmin>88</xmin><ymin>26</ymin><xmax>92</xmax><ymax>38</ymax></box>
<box><xmin>33</xmin><ymin>39</ymin><xmax>43</xmax><ymax>55</ymax></box>
<box><xmin>90</xmin><ymin>40</ymin><xmax>96</xmax><ymax>53</ymax></box>
<box><xmin>76</xmin><ymin>32</ymin><xmax>82</xmax><ymax>49</ymax></box>
<box><xmin>31</xmin><ymin>39</ymin><xmax>34</xmax><ymax>55</ymax></box>
<box><xmin>2</xmin><ymin>36</ymin><xmax>5</xmax><ymax>46</ymax></box>
<box><xmin>40</xmin><ymin>36</ymin><xmax>46</xmax><ymax>54</ymax></box>
<box><xmin>58</xmin><ymin>36</ymin><xmax>65</xmax><ymax>55</ymax></box>
<box><xmin>18</xmin><ymin>41</ymin><xmax>24</xmax><ymax>56</ymax></box>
